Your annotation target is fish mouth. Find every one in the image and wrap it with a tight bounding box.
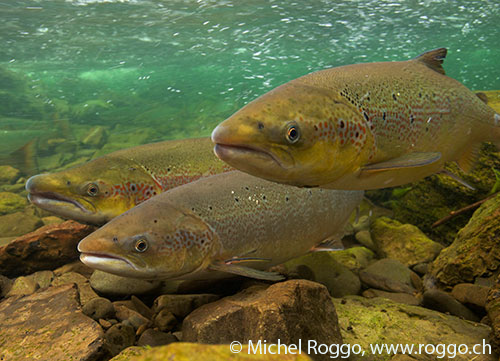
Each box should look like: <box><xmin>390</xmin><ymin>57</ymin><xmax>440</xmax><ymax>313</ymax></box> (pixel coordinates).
<box><xmin>79</xmin><ymin>252</ymin><xmax>137</xmax><ymax>271</ymax></box>
<box><xmin>213</xmin><ymin>143</ymin><xmax>286</xmax><ymax>170</ymax></box>
<box><xmin>27</xmin><ymin>191</ymin><xmax>106</xmax><ymax>225</ymax></box>
<box><xmin>28</xmin><ymin>191</ymin><xmax>91</xmax><ymax>214</ymax></box>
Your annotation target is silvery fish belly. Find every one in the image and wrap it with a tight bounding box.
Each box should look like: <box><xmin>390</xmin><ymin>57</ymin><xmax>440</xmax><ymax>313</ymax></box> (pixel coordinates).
<box><xmin>211</xmin><ymin>48</ymin><xmax>500</xmax><ymax>190</ymax></box>
<box><xmin>25</xmin><ymin>137</ymin><xmax>232</xmax><ymax>224</ymax></box>
<box><xmin>78</xmin><ymin>171</ymin><xmax>363</xmax><ymax>281</ymax></box>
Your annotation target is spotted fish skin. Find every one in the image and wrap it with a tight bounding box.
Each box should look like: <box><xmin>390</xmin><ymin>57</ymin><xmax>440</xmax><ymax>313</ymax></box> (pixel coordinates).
<box><xmin>78</xmin><ymin>171</ymin><xmax>363</xmax><ymax>280</ymax></box>
<box><xmin>26</xmin><ymin>137</ymin><xmax>232</xmax><ymax>224</ymax></box>
<box><xmin>212</xmin><ymin>48</ymin><xmax>500</xmax><ymax>190</ymax></box>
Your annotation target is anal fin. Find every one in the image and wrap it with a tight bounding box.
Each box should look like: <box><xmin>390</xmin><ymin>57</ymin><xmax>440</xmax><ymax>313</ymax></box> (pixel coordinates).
<box><xmin>456</xmin><ymin>143</ymin><xmax>481</xmax><ymax>173</ymax></box>
<box><xmin>361</xmin><ymin>152</ymin><xmax>441</xmax><ymax>175</ymax></box>
<box><xmin>209</xmin><ymin>262</ymin><xmax>284</xmax><ymax>281</ymax></box>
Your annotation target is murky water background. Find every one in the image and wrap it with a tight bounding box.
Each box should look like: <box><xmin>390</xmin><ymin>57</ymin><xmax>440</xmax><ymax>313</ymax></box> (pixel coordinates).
<box><xmin>0</xmin><ymin>0</ymin><xmax>499</xmax><ymax>172</ymax></box>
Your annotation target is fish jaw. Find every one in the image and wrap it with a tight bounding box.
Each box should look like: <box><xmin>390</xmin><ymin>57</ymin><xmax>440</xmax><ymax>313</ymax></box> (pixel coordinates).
<box><xmin>79</xmin><ymin>253</ymin><xmax>139</xmax><ymax>278</ymax></box>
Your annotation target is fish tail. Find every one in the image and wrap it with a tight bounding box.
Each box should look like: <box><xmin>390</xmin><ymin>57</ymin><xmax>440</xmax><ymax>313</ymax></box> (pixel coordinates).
<box><xmin>9</xmin><ymin>139</ymin><xmax>38</xmax><ymax>176</ymax></box>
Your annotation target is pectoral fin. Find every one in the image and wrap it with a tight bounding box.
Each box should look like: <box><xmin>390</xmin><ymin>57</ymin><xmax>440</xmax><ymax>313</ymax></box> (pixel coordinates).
<box><xmin>360</xmin><ymin>152</ymin><xmax>441</xmax><ymax>175</ymax></box>
<box><xmin>209</xmin><ymin>262</ymin><xmax>284</xmax><ymax>281</ymax></box>
<box><xmin>439</xmin><ymin>169</ymin><xmax>475</xmax><ymax>190</ymax></box>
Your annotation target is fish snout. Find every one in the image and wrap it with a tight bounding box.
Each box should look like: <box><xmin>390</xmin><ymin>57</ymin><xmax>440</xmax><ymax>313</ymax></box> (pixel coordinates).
<box><xmin>25</xmin><ymin>174</ymin><xmax>44</xmax><ymax>192</ymax></box>
<box><xmin>211</xmin><ymin>122</ymin><xmax>228</xmax><ymax>145</ymax></box>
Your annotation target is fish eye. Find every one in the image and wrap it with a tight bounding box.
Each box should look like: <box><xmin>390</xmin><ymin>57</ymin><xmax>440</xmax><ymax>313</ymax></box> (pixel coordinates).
<box><xmin>286</xmin><ymin>125</ymin><xmax>300</xmax><ymax>144</ymax></box>
<box><xmin>86</xmin><ymin>183</ymin><xmax>99</xmax><ymax>196</ymax></box>
<box><xmin>134</xmin><ymin>238</ymin><xmax>148</xmax><ymax>253</ymax></box>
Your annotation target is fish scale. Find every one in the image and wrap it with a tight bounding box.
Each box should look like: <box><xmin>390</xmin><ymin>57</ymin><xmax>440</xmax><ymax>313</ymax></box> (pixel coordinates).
<box><xmin>78</xmin><ymin>171</ymin><xmax>363</xmax><ymax>281</ymax></box>
<box><xmin>212</xmin><ymin>48</ymin><xmax>500</xmax><ymax>190</ymax></box>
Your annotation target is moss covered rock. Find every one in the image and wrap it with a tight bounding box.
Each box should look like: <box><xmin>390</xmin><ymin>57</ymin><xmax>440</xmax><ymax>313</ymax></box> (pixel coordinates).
<box><xmin>114</xmin><ymin>343</ymin><xmax>313</xmax><ymax>361</ymax></box>
<box><xmin>328</xmin><ymin>247</ymin><xmax>376</xmax><ymax>274</ymax></box>
<box><xmin>371</xmin><ymin>217</ymin><xmax>443</xmax><ymax>267</ymax></box>
<box><xmin>0</xmin><ymin>192</ymin><xmax>26</xmax><ymax>215</ymax></box>
<box><xmin>283</xmin><ymin>252</ymin><xmax>361</xmax><ymax>297</ymax></box>
<box><xmin>429</xmin><ymin>193</ymin><xmax>500</xmax><ymax>288</ymax></box>
<box><xmin>0</xmin><ymin>211</ymin><xmax>42</xmax><ymax>237</ymax></box>
<box><xmin>0</xmin><ymin>166</ymin><xmax>20</xmax><ymax>184</ymax></box>
<box><xmin>367</xmin><ymin>142</ymin><xmax>500</xmax><ymax>245</ymax></box>
<box><xmin>334</xmin><ymin>296</ymin><xmax>495</xmax><ymax>361</ymax></box>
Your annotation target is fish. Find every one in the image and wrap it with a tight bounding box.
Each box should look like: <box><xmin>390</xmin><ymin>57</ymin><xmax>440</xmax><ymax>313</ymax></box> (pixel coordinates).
<box><xmin>26</xmin><ymin>137</ymin><xmax>232</xmax><ymax>225</ymax></box>
<box><xmin>77</xmin><ymin>171</ymin><xmax>363</xmax><ymax>281</ymax></box>
<box><xmin>211</xmin><ymin>48</ymin><xmax>500</xmax><ymax>190</ymax></box>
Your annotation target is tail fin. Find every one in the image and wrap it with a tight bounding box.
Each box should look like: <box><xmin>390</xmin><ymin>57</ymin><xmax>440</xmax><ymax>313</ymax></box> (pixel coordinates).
<box><xmin>9</xmin><ymin>139</ymin><xmax>38</xmax><ymax>176</ymax></box>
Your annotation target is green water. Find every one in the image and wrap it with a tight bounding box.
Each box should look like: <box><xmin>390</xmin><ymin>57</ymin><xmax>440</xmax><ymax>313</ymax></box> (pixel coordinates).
<box><xmin>0</xmin><ymin>0</ymin><xmax>499</xmax><ymax>172</ymax></box>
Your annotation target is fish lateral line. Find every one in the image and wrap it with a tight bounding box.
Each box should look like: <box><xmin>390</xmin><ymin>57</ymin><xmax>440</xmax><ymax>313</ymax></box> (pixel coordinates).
<box><xmin>224</xmin><ymin>256</ymin><xmax>272</xmax><ymax>264</ymax></box>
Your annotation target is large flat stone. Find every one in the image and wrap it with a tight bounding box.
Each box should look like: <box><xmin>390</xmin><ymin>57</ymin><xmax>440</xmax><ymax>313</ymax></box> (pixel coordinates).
<box><xmin>0</xmin><ymin>283</ymin><xmax>104</xmax><ymax>360</ymax></box>
<box><xmin>0</xmin><ymin>220</ymin><xmax>95</xmax><ymax>277</ymax></box>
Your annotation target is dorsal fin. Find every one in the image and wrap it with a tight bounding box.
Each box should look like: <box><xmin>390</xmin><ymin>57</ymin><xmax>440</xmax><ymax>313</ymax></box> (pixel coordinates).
<box><xmin>475</xmin><ymin>92</ymin><xmax>488</xmax><ymax>104</ymax></box>
<box><xmin>412</xmin><ymin>48</ymin><xmax>447</xmax><ymax>75</ymax></box>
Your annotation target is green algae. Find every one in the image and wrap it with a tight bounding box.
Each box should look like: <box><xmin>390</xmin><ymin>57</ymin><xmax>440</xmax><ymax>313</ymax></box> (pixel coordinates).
<box><xmin>370</xmin><ymin>217</ymin><xmax>443</xmax><ymax>267</ymax></box>
<box><xmin>429</xmin><ymin>192</ymin><xmax>500</xmax><ymax>287</ymax></box>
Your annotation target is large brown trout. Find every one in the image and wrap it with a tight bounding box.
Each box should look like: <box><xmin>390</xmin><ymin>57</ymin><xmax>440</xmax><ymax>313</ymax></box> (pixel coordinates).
<box><xmin>212</xmin><ymin>48</ymin><xmax>500</xmax><ymax>190</ymax></box>
<box><xmin>26</xmin><ymin>137</ymin><xmax>232</xmax><ymax>224</ymax></box>
<box><xmin>78</xmin><ymin>171</ymin><xmax>363</xmax><ymax>281</ymax></box>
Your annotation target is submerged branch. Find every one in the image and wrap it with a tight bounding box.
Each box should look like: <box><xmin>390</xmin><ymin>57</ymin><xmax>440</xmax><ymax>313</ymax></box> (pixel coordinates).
<box><xmin>431</xmin><ymin>193</ymin><xmax>498</xmax><ymax>228</ymax></box>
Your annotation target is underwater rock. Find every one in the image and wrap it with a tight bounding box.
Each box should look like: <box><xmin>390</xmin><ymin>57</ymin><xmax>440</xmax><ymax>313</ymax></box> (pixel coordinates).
<box><xmin>89</xmin><ymin>270</ymin><xmax>161</xmax><ymax>296</ymax></box>
<box><xmin>367</xmin><ymin>142</ymin><xmax>500</xmax><ymax>245</ymax></box>
<box><xmin>54</xmin><ymin>260</ymin><xmax>94</xmax><ymax>279</ymax></box>
<box><xmin>153</xmin><ymin>293</ymin><xmax>220</xmax><ymax>319</ymax></box>
<box><xmin>52</xmin><ymin>271</ymin><xmax>99</xmax><ymax>306</ymax></box>
<box><xmin>412</xmin><ymin>262</ymin><xmax>429</xmax><ymax>276</ymax></box>
<box><xmin>328</xmin><ymin>246</ymin><xmax>376</xmax><ymax>274</ymax></box>
<box><xmin>486</xmin><ymin>275</ymin><xmax>500</xmax><ymax>353</ymax></box>
<box><xmin>52</xmin><ymin>271</ymin><xmax>88</xmax><ymax>287</ymax></box>
<box><xmin>104</xmin><ymin>323</ymin><xmax>136</xmax><ymax>357</ymax></box>
<box><xmin>0</xmin><ymin>165</ymin><xmax>20</xmax><ymax>184</ymax></box>
<box><xmin>0</xmin><ymin>220</ymin><xmax>95</xmax><ymax>277</ymax></box>
<box><xmin>5</xmin><ymin>275</ymin><xmax>39</xmax><ymax>297</ymax></box>
<box><xmin>429</xmin><ymin>192</ymin><xmax>500</xmax><ymax>287</ymax></box>
<box><xmin>362</xmin><ymin>289</ymin><xmax>421</xmax><ymax>306</ymax></box>
<box><xmin>114</xmin><ymin>304</ymin><xmax>150</xmax><ymax>330</ymax></box>
<box><xmin>109</xmin><ymin>346</ymin><xmax>148</xmax><ymax>361</ymax></box>
<box><xmin>82</xmin><ymin>297</ymin><xmax>115</xmax><ymax>321</ymax></box>
<box><xmin>0</xmin><ymin>283</ymin><xmax>104</xmax><ymax>361</ymax></box>
<box><xmin>130</xmin><ymin>295</ymin><xmax>154</xmax><ymax>320</ymax></box>
<box><xmin>137</xmin><ymin>329</ymin><xmax>177</xmax><ymax>347</ymax></box>
<box><xmin>0</xmin><ymin>191</ymin><xmax>26</xmax><ymax>215</ymax></box>
<box><xmin>182</xmin><ymin>280</ymin><xmax>343</xmax><ymax>360</ymax></box>
<box><xmin>112</xmin><ymin>343</ymin><xmax>313</xmax><ymax>361</ymax></box>
<box><xmin>422</xmin><ymin>289</ymin><xmax>479</xmax><ymax>322</ymax></box>
<box><xmin>354</xmin><ymin>230</ymin><xmax>376</xmax><ymax>251</ymax></box>
<box><xmin>283</xmin><ymin>252</ymin><xmax>361</xmax><ymax>297</ymax></box>
<box><xmin>41</xmin><ymin>215</ymin><xmax>64</xmax><ymax>226</ymax></box>
<box><xmin>451</xmin><ymin>283</ymin><xmax>490</xmax><ymax>308</ymax></box>
<box><xmin>0</xmin><ymin>274</ymin><xmax>12</xmax><ymax>298</ymax></box>
<box><xmin>154</xmin><ymin>309</ymin><xmax>177</xmax><ymax>332</ymax></box>
<box><xmin>359</xmin><ymin>259</ymin><xmax>416</xmax><ymax>294</ymax></box>
<box><xmin>334</xmin><ymin>295</ymin><xmax>495</xmax><ymax>361</ymax></box>
<box><xmin>0</xmin><ymin>210</ymin><xmax>43</xmax><ymax>237</ymax></box>
<box><xmin>371</xmin><ymin>217</ymin><xmax>443</xmax><ymax>267</ymax></box>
